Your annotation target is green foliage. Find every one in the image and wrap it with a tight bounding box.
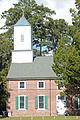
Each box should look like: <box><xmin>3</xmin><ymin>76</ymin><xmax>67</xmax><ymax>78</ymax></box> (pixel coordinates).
<box><xmin>73</xmin><ymin>32</ymin><xmax>80</xmax><ymax>55</ymax></box>
<box><xmin>0</xmin><ymin>35</ymin><xmax>13</xmax><ymax>114</ymax></box>
<box><xmin>52</xmin><ymin>0</ymin><xmax>80</xmax><ymax>96</ymax></box>
<box><xmin>52</xmin><ymin>36</ymin><xmax>80</xmax><ymax>84</ymax></box>
<box><xmin>33</xmin><ymin>49</ymin><xmax>41</xmax><ymax>56</ymax></box>
<box><xmin>45</xmin><ymin>19</ymin><xmax>68</xmax><ymax>51</ymax></box>
<box><xmin>69</xmin><ymin>0</ymin><xmax>80</xmax><ymax>34</ymax></box>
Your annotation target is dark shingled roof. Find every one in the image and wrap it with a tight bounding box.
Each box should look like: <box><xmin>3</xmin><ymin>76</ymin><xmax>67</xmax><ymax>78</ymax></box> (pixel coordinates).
<box><xmin>15</xmin><ymin>16</ymin><xmax>31</xmax><ymax>26</ymax></box>
<box><xmin>7</xmin><ymin>56</ymin><xmax>57</xmax><ymax>80</ymax></box>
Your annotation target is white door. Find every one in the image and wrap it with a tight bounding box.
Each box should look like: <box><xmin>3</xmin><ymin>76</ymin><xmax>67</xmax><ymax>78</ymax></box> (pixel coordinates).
<box><xmin>56</xmin><ymin>94</ymin><xmax>66</xmax><ymax>115</ymax></box>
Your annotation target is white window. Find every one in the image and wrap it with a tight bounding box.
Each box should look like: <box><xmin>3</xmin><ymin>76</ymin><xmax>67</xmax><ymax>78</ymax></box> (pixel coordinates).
<box><xmin>18</xmin><ymin>81</ymin><xmax>26</xmax><ymax>89</ymax></box>
<box><xmin>21</xmin><ymin>34</ymin><xmax>24</xmax><ymax>42</ymax></box>
<box><xmin>37</xmin><ymin>81</ymin><xmax>45</xmax><ymax>89</ymax></box>
<box><xmin>38</xmin><ymin>95</ymin><xmax>45</xmax><ymax>110</ymax></box>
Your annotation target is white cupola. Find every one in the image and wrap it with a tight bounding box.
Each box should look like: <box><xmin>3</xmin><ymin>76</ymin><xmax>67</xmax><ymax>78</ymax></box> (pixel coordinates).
<box><xmin>12</xmin><ymin>16</ymin><xmax>33</xmax><ymax>63</ymax></box>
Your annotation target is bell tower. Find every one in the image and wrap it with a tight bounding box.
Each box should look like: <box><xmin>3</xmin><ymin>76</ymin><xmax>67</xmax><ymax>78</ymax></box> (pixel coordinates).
<box><xmin>12</xmin><ymin>16</ymin><xmax>33</xmax><ymax>63</ymax></box>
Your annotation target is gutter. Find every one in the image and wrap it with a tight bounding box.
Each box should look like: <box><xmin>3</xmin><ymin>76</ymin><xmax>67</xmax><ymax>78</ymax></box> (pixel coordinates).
<box><xmin>6</xmin><ymin>77</ymin><xmax>57</xmax><ymax>81</ymax></box>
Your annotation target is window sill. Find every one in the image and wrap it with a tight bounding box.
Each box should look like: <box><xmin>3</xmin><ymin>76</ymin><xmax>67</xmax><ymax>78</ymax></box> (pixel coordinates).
<box><xmin>37</xmin><ymin>88</ymin><xmax>45</xmax><ymax>89</ymax></box>
<box><xmin>18</xmin><ymin>88</ymin><xmax>26</xmax><ymax>89</ymax></box>
<box><xmin>18</xmin><ymin>109</ymin><xmax>26</xmax><ymax>110</ymax></box>
<box><xmin>37</xmin><ymin>108</ymin><xmax>45</xmax><ymax>110</ymax></box>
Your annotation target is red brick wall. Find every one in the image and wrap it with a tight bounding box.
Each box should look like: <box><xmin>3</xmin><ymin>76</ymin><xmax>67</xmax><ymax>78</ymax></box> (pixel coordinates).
<box><xmin>7</xmin><ymin>80</ymin><xmax>63</xmax><ymax>117</ymax></box>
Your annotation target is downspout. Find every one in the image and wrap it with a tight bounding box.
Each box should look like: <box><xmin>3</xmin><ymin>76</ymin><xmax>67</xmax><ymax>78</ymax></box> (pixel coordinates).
<box><xmin>50</xmin><ymin>79</ymin><xmax>51</xmax><ymax>116</ymax></box>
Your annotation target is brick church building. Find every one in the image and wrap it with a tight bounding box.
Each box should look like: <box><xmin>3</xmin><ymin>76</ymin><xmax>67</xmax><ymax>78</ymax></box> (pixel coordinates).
<box><xmin>6</xmin><ymin>16</ymin><xmax>80</xmax><ymax>117</ymax></box>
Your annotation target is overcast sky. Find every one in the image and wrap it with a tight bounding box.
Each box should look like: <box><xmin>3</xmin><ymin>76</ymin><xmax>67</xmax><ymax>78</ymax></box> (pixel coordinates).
<box><xmin>0</xmin><ymin>0</ymin><xmax>75</xmax><ymax>33</ymax></box>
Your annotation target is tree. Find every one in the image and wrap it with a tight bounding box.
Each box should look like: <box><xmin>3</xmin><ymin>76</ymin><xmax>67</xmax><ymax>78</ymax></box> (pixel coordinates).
<box><xmin>52</xmin><ymin>36</ymin><xmax>80</xmax><ymax>115</ymax></box>
<box><xmin>52</xmin><ymin>0</ymin><xmax>80</xmax><ymax>115</ymax></box>
<box><xmin>52</xmin><ymin>36</ymin><xmax>80</xmax><ymax>85</ymax></box>
<box><xmin>45</xmin><ymin>18</ymin><xmax>68</xmax><ymax>52</ymax></box>
<box><xmin>0</xmin><ymin>33</ymin><xmax>13</xmax><ymax>114</ymax></box>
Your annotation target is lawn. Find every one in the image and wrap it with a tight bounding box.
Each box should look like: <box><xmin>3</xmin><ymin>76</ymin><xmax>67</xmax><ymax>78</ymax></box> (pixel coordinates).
<box><xmin>0</xmin><ymin>116</ymin><xmax>80</xmax><ymax>120</ymax></box>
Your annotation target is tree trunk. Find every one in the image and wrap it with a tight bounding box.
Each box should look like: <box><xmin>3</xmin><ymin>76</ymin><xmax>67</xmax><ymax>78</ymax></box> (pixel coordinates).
<box><xmin>40</xmin><ymin>39</ymin><xmax>42</xmax><ymax>56</ymax></box>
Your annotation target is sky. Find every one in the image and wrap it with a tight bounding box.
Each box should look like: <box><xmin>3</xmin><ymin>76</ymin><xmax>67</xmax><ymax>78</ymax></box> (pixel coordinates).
<box><xmin>0</xmin><ymin>0</ymin><xmax>75</xmax><ymax>33</ymax></box>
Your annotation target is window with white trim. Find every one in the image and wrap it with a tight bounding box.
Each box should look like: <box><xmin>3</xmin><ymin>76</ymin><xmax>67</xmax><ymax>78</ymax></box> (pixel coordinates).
<box><xmin>18</xmin><ymin>81</ymin><xmax>26</xmax><ymax>89</ymax></box>
<box><xmin>16</xmin><ymin>96</ymin><xmax>28</xmax><ymax>110</ymax></box>
<box><xmin>38</xmin><ymin>95</ymin><xmax>45</xmax><ymax>109</ymax></box>
<box><xmin>38</xmin><ymin>81</ymin><xmax>45</xmax><ymax>89</ymax></box>
<box><xmin>35</xmin><ymin>95</ymin><xmax>47</xmax><ymax>110</ymax></box>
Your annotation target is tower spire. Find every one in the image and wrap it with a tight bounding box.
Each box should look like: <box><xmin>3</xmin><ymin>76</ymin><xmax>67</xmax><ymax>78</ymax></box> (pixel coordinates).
<box><xmin>13</xmin><ymin>15</ymin><xmax>33</xmax><ymax>63</ymax></box>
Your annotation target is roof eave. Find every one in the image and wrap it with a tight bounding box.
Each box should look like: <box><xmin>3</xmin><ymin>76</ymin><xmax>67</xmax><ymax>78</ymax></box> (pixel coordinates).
<box><xmin>7</xmin><ymin>77</ymin><xmax>57</xmax><ymax>81</ymax></box>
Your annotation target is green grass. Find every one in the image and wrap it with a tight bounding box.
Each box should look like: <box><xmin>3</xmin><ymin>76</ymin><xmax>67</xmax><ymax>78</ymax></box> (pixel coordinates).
<box><xmin>0</xmin><ymin>116</ymin><xmax>80</xmax><ymax>120</ymax></box>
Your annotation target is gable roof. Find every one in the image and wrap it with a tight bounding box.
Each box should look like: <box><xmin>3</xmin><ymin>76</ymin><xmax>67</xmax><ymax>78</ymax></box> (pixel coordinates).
<box><xmin>15</xmin><ymin>16</ymin><xmax>31</xmax><ymax>26</ymax></box>
<box><xmin>7</xmin><ymin>56</ymin><xmax>57</xmax><ymax>80</ymax></box>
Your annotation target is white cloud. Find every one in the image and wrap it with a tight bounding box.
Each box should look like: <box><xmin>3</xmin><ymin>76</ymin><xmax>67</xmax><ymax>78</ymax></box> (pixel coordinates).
<box><xmin>52</xmin><ymin>0</ymin><xmax>75</xmax><ymax>24</ymax></box>
<box><xmin>0</xmin><ymin>0</ymin><xmax>18</xmax><ymax>33</ymax></box>
<box><xmin>36</xmin><ymin>0</ymin><xmax>75</xmax><ymax>24</ymax></box>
